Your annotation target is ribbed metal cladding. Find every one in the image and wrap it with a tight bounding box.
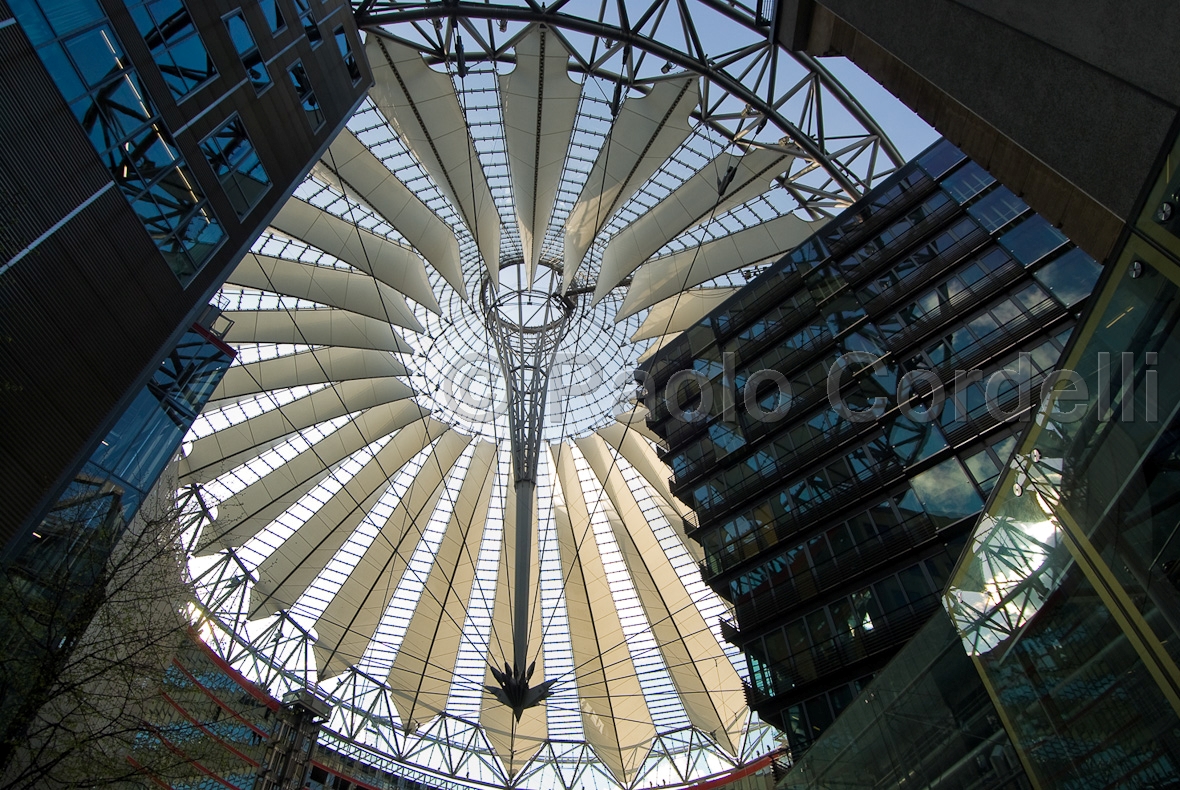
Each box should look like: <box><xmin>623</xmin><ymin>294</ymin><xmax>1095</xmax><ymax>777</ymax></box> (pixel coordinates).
<box><xmin>0</xmin><ymin>29</ymin><xmax>111</xmax><ymax>261</ymax></box>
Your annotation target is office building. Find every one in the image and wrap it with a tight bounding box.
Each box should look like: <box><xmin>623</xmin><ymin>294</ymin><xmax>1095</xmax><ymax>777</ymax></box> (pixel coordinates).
<box><xmin>782</xmin><ymin>131</ymin><xmax>1180</xmax><ymax>790</ymax></box>
<box><xmin>640</xmin><ymin>138</ymin><xmax>1101</xmax><ymax>753</ymax></box>
<box><xmin>0</xmin><ymin>0</ymin><xmax>370</xmax><ymax>556</ymax></box>
<box><xmin>131</xmin><ymin>629</ymin><xmax>330</xmax><ymax>789</ymax></box>
<box><xmin>774</xmin><ymin>0</ymin><xmax>1180</xmax><ymax>266</ymax></box>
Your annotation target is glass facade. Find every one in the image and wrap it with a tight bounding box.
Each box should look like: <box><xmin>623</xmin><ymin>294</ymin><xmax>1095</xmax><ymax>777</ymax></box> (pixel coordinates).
<box><xmin>201</xmin><ymin>114</ymin><xmax>272</xmax><ymax>217</ymax></box>
<box><xmin>779</xmin><ymin>612</ymin><xmax>1030</xmax><ymax>789</ymax></box>
<box><xmin>288</xmin><ymin>60</ymin><xmax>324</xmax><ymax>130</ymax></box>
<box><xmin>10</xmin><ymin>0</ymin><xmax>225</xmax><ymax>285</ymax></box>
<box><xmin>946</xmin><ymin>134</ymin><xmax>1180</xmax><ymax>787</ymax></box>
<box><xmin>0</xmin><ymin>323</ymin><xmax>233</xmax><ymax>753</ymax></box>
<box><xmin>132</xmin><ymin>633</ymin><xmax>327</xmax><ymax>789</ymax></box>
<box><xmin>124</xmin><ymin>0</ymin><xmax>216</xmax><ymax>100</ymax></box>
<box><xmin>226</xmin><ymin>10</ymin><xmax>271</xmax><ymax>94</ymax></box>
<box><xmin>334</xmin><ymin>25</ymin><xmax>360</xmax><ymax>84</ymax></box>
<box><xmin>260</xmin><ymin>0</ymin><xmax>285</xmax><ymax>35</ymax></box>
<box><xmin>293</xmin><ymin>0</ymin><xmax>322</xmax><ymax>46</ymax></box>
<box><xmin>641</xmin><ymin>139</ymin><xmax>1101</xmax><ymax>754</ymax></box>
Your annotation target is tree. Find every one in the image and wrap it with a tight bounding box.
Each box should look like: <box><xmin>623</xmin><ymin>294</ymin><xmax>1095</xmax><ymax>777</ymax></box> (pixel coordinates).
<box><xmin>0</xmin><ymin>465</ymin><xmax>197</xmax><ymax>788</ymax></box>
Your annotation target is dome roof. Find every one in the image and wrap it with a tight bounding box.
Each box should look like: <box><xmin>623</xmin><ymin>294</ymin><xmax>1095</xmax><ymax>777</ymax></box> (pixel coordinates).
<box><xmin>180</xmin><ymin>4</ymin><xmax>920</xmax><ymax>788</ymax></box>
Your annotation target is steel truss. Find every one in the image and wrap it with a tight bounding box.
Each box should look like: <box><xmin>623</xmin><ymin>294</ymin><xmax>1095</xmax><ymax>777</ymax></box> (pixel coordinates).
<box><xmin>353</xmin><ymin>0</ymin><xmax>903</xmax><ymax>208</ymax></box>
<box><xmin>188</xmin><ymin>543</ymin><xmax>782</xmax><ymax>790</ymax></box>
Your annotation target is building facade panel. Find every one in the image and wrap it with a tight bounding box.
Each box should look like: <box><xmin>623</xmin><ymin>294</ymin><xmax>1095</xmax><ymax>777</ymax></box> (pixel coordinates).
<box><xmin>946</xmin><ymin>139</ymin><xmax>1180</xmax><ymax>786</ymax></box>
<box><xmin>0</xmin><ymin>317</ymin><xmax>235</xmax><ymax>759</ymax></box>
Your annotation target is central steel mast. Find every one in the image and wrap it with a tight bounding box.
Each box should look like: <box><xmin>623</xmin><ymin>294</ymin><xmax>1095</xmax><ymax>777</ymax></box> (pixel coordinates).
<box><xmin>480</xmin><ymin>272</ymin><xmax>574</xmax><ymax>719</ymax></box>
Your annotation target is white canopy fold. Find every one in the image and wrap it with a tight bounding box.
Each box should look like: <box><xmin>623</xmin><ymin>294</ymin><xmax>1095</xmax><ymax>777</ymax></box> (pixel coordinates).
<box><xmin>313</xmin><ymin>430</ymin><xmax>472</xmax><ymax>678</ymax></box>
<box><xmin>500</xmin><ymin>28</ymin><xmax>580</xmax><ymax>284</ymax></box>
<box><xmin>552</xmin><ymin>444</ymin><xmax>655</xmax><ymax>784</ymax></box>
<box><xmin>367</xmin><ymin>34</ymin><xmax>501</xmax><ymax>285</ymax></box>
<box><xmin>563</xmin><ymin>78</ymin><xmax>698</xmax><ymax>291</ymax></box>
<box><xmin>246</xmin><ymin>418</ymin><xmax>451</xmax><ymax>612</ymax></box>
<box><xmin>575</xmin><ymin>434</ymin><xmax>745</xmax><ymax>754</ymax></box>
<box><xmin>617</xmin><ymin>213</ymin><xmax>823</xmax><ymax>320</ymax></box>
<box><xmin>387</xmin><ymin>441</ymin><xmax>497</xmax><ymax>727</ymax></box>
<box><xmin>229</xmin><ymin>253</ymin><xmax>423</xmax><ymax>332</ymax></box>
<box><xmin>271</xmin><ymin>198</ymin><xmax>440</xmax><ymax>312</ymax></box>
<box><xmin>313</xmin><ymin>127</ymin><xmax>466</xmax><ymax>296</ymax></box>
<box><xmin>595</xmin><ymin>148</ymin><xmax>791</xmax><ymax>301</ymax></box>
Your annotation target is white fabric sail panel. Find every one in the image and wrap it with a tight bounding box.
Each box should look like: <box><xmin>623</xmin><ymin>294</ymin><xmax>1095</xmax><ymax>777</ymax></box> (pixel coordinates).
<box><xmin>222</xmin><ymin>309</ymin><xmax>412</xmax><ymax>354</ymax></box>
<box><xmin>575</xmin><ymin>434</ymin><xmax>745</xmax><ymax>754</ymax></box>
<box><xmin>594</xmin><ymin>422</ymin><xmax>703</xmax><ymax>564</ymax></box>
<box><xmin>367</xmin><ymin>35</ymin><xmax>501</xmax><ymax>285</ymax></box>
<box><xmin>479</xmin><ymin>479</ymin><xmax>547</xmax><ymax>778</ymax></box>
<box><xmin>616</xmin><ymin>214</ymin><xmax>823</xmax><ymax>320</ymax></box>
<box><xmin>228</xmin><ymin>253</ymin><xmax>423</xmax><ymax>332</ymax></box>
<box><xmin>197</xmin><ymin>401</ymin><xmax>428</xmax><ymax>550</ymax></box>
<box><xmin>499</xmin><ymin>28</ymin><xmax>579</xmax><ymax>284</ymax></box>
<box><xmin>184</xmin><ymin>377</ymin><xmax>414</xmax><ymax>484</ymax></box>
<box><xmin>630</xmin><ymin>288</ymin><xmax>740</xmax><ymax>343</ymax></box>
<box><xmin>247</xmin><ymin>418</ymin><xmax>449</xmax><ymax>612</ymax></box>
<box><xmin>552</xmin><ymin>445</ymin><xmax>654</xmax><ymax>784</ymax></box>
<box><xmin>313</xmin><ymin>128</ymin><xmax>465</xmax><ymax>296</ymax></box>
<box><xmin>272</xmin><ymin>199</ymin><xmax>440</xmax><ymax>312</ymax></box>
<box><xmin>594</xmin><ymin>149</ymin><xmax>791</xmax><ymax>302</ymax></box>
<box><xmin>387</xmin><ymin>441</ymin><xmax>496</xmax><ymax>727</ymax></box>
<box><xmin>208</xmin><ymin>348</ymin><xmax>407</xmax><ymax>407</ymax></box>
<box><xmin>314</xmin><ymin>430</ymin><xmax>472</xmax><ymax>678</ymax></box>
<box><xmin>563</xmin><ymin>79</ymin><xmax>698</xmax><ymax>290</ymax></box>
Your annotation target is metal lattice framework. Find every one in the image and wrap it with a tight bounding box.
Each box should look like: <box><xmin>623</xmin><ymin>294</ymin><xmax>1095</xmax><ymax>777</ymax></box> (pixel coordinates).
<box><xmin>480</xmin><ymin>264</ymin><xmax>574</xmax><ymax>705</ymax></box>
<box><xmin>173</xmin><ymin>2</ymin><xmax>925</xmax><ymax>788</ymax></box>
<box><xmin>354</xmin><ymin>0</ymin><xmax>902</xmax><ymax>210</ymax></box>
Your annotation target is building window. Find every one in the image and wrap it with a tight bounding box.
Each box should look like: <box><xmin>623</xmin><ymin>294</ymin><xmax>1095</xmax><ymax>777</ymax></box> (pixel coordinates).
<box><xmin>10</xmin><ymin>0</ymin><xmax>224</xmax><ymax>285</ymax></box>
<box><xmin>287</xmin><ymin>60</ymin><xmax>324</xmax><ymax>130</ymax></box>
<box><xmin>967</xmin><ymin>185</ymin><xmax>1027</xmax><ymax>232</ymax></box>
<box><xmin>259</xmin><ymin>0</ymin><xmax>285</xmax><ymax>34</ymax></box>
<box><xmin>200</xmin><ymin>115</ymin><xmax>271</xmax><ymax>217</ymax></box>
<box><xmin>225</xmin><ymin>11</ymin><xmax>270</xmax><ymax>93</ymax></box>
<box><xmin>123</xmin><ymin>0</ymin><xmax>216</xmax><ymax>100</ymax></box>
<box><xmin>293</xmin><ymin>0</ymin><xmax>321</xmax><ymax>45</ymax></box>
<box><xmin>333</xmin><ymin>25</ymin><xmax>360</xmax><ymax>83</ymax></box>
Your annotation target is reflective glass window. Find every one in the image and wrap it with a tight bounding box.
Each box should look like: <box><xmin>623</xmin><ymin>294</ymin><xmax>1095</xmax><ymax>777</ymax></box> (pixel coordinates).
<box><xmin>200</xmin><ymin>114</ymin><xmax>271</xmax><ymax>216</ymax></box>
<box><xmin>63</xmin><ymin>24</ymin><xmax>124</xmax><ymax>88</ymax></box>
<box><xmin>225</xmin><ymin>11</ymin><xmax>270</xmax><ymax>92</ymax></box>
<box><xmin>916</xmin><ymin>139</ymin><xmax>966</xmax><ymax>179</ymax></box>
<box><xmin>909</xmin><ymin>458</ymin><xmax>984</xmax><ymax>528</ymax></box>
<box><xmin>1000</xmin><ymin>214</ymin><xmax>1069</xmax><ymax>265</ymax></box>
<box><xmin>1032</xmin><ymin>247</ymin><xmax>1102</xmax><ymax>308</ymax></box>
<box><xmin>12</xmin><ymin>0</ymin><xmax>219</xmax><ymax>285</ymax></box>
<box><xmin>288</xmin><ymin>60</ymin><xmax>325</xmax><ymax>130</ymax></box>
<box><xmin>37</xmin><ymin>41</ymin><xmax>86</xmax><ymax>101</ymax></box>
<box><xmin>259</xmin><ymin>0</ymin><xmax>285</xmax><ymax>33</ymax></box>
<box><xmin>334</xmin><ymin>25</ymin><xmax>361</xmax><ymax>83</ymax></box>
<box><xmin>940</xmin><ymin>160</ymin><xmax>995</xmax><ymax>204</ymax></box>
<box><xmin>967</xmin><ymin>185</ymin><xmax>1027</xmax><ymax>231</ymax></box>
<box><xmin>293</xmin><ymin>0</ymin><xmax>321</xmax><ymax>44</ymax></box>
<box><xmin>124</xmin><ymin>0</ymin><xmax>216</xmax><ymax>100</ymax></box>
